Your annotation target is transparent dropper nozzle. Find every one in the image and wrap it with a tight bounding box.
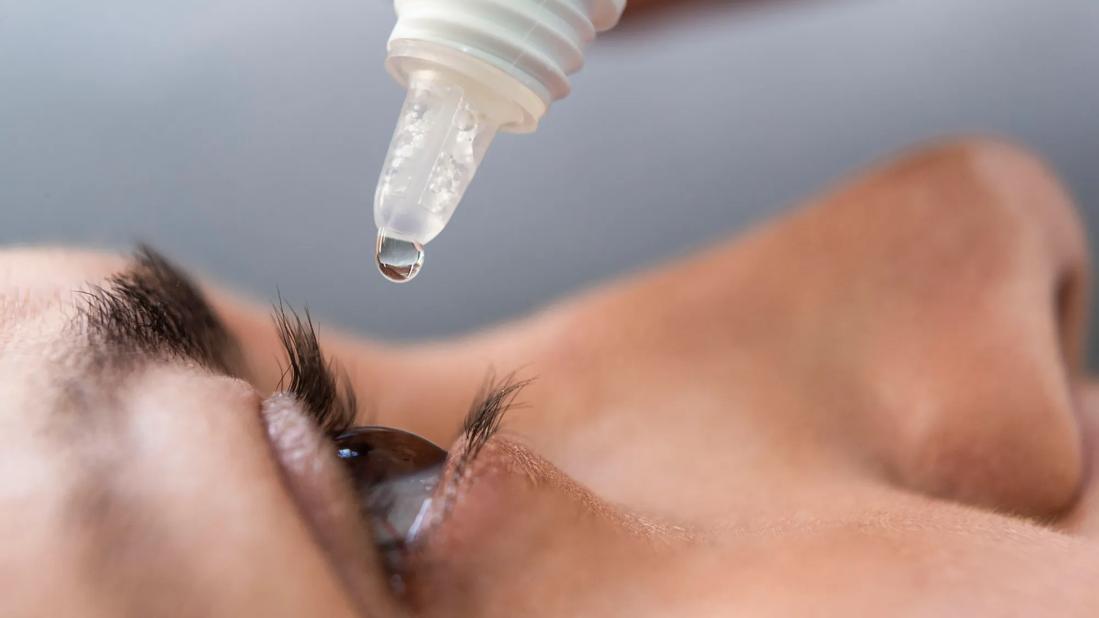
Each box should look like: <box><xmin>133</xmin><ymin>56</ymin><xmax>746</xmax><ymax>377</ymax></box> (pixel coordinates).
<box><xmin>374</xmin><ymin>72</ymin><xmax>499</xmax><ymax>282</ymax></box>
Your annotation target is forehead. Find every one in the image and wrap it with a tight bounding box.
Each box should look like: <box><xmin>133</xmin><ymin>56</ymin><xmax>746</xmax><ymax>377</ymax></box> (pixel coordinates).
<box><xmin>0</xmin><ymin>251</ymin><xmax>143</xmax><ymax>432</ymax></box>
<box><xmin>0</xmin><ymin>249</ymin><xmax>124</xmax><ymax>323</ymax></box>
<box><xmin>0</xmin><ymin>249</ymin><xmax>124</xmax><ymax>293</ymax></box>
<box><xmin>2</xmin><ymin>246</ymin><xmax>241</xmax><ymax>372</ymax></box>
<box><xmin>0</xmin><ymin>249</ymin><xmax>125</xmax><ymax>354</ymax></box>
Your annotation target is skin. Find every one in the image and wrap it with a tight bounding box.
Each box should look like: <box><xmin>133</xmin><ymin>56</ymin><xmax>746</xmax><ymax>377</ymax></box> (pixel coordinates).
<box><xmin>3</xmin><ymin>138</ymin><xmax>1099</xmax><ymax>616</ymax></box>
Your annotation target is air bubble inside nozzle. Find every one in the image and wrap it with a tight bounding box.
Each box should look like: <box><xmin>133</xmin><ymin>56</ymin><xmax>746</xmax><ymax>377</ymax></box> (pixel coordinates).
<box><xmin>374</xmin><ymin>72</ymin><xmax>499</xmax><ymax>281</ymax></box>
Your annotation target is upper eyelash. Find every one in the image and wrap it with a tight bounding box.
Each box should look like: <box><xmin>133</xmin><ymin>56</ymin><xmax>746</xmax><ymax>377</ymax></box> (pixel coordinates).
<box><xmin>271</xmin><ymin>308</ymin><xmax>532</xmax><ymax>565</ymax></box>
<box><xmin>271</xmin><ymin>300</ymin><xmax>357</xmax><ymax>435</ymax></box>
<box><xmin>270</xmin><ymin>299</ymin><xmax>532</xmax><ymax>455</ymax></box>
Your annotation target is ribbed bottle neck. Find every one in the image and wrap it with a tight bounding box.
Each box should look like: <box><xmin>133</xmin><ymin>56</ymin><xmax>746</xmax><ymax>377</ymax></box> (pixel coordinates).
<box><xmin>388</xmin><ymin>0</ymin><xmax>626</xmax><ymax>132</ymax></box>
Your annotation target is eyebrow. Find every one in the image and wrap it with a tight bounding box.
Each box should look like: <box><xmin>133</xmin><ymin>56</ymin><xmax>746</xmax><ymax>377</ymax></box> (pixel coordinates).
<box><xmin>79</xmin><ymin>245</ymin><xmax>240</xmax><ymax>374</ymax></box>
<box><xmin>76</xmin><ymin>246</ymin><xmax>524</xmax><ymax>455</ymax></box>
<box><xmin>77</xmin><ymin>246</ymin><xmax>358</xmax><ymax>433</ymax></box>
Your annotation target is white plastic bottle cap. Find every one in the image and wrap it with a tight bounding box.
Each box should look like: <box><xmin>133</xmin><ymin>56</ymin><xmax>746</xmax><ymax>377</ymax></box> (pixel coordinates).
<box><xmin>387</xmin><ymin>0</ymin><xmax>626</xmax><ymax>133</ymax></box>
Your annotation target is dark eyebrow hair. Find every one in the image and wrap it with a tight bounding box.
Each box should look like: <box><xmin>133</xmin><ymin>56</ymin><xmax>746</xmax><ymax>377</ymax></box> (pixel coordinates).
<box><xmin>77</xmin><ymin>246</ymin><xmax>357</xmax><ymax>432</ymax></box>
<box><xmin>75</xmin><ymin>246</ymin><xmax>519</xmax><ymax>456</ymax></box>
<box><xmin>78</xmin><ymin>245</ymin><xmax>239</xmax><ymax>374</ymax></box>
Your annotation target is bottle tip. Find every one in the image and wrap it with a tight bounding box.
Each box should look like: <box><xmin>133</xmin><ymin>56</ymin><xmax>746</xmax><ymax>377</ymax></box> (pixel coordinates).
<box><xmin>376</xmin><ymin>233</ymin><xmax>425</xmax><ymax>283</ymax></box>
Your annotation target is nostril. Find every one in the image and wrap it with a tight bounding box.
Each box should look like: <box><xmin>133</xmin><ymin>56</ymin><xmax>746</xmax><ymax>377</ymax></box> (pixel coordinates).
<box><xmin>896</xmin><ymin>393</ymin><xmax>1083</xmax><ymax>518</ymax></box>
<box><xmin>862</xmin><ymin>277</ymin><xmax>1087</xmax><ymax>518</ymax></box>
<box><xmin>1053</xmin><ymin>267</ymin><xmax>1086</xmax><ymax>373</ymax></box>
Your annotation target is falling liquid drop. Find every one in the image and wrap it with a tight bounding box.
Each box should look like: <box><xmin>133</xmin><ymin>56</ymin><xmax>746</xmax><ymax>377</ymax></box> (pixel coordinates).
<box><xmin>376</xmin><ymin>234</ymin><xmax>425</xmax><ymax>283</ymax></box>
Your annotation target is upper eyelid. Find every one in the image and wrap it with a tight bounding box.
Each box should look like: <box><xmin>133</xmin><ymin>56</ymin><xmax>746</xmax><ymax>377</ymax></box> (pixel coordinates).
<box><xmin>259</xmin><ymin>393</ymin><xmax>404</xmax><ymax>613</ymax></box>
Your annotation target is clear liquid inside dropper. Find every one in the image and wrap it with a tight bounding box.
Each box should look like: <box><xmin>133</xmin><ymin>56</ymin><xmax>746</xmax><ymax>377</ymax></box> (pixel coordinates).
<box><xmin>376</xmin><ymin>234</ymin><xmax>425</xmax><ymax>283</ymax></box>
<box><xmin>374</xmin><ymin>71</ymin><xmax>499</xmax><ymax>283</ymax></box>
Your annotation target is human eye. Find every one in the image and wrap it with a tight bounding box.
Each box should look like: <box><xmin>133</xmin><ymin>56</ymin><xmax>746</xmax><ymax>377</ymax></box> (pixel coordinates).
<box><xmin>267</xmin><ymin>303</ymin><xmax>529</xmax><ymax>601</ymax></box>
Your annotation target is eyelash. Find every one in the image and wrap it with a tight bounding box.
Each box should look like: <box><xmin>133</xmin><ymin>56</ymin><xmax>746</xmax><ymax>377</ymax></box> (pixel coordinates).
<box><xmin>271</xmin><ymin>300</ymin><xmax>357</xmax><ymax>435</ymax></box>
<box><xmin>445</xmin><ymin>371</ymin><xmax>532</xmax><ymax>510</ymax></box>
<box><xmin>270</xmin><ymin>300</ymin><xmax>532</xmax><ymax>456</ymax></box>
<box><xmin>271</xmin><ymin>301</ymin><xmax>532</xmax><ymax>587</ymax></box>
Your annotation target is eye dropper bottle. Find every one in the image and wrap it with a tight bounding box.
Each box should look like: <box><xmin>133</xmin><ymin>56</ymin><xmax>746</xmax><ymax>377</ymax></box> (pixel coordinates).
<box><xmin>374</xmin><ymin>0</ymin><xmax>628</xmax><ymax>282</ymax></box>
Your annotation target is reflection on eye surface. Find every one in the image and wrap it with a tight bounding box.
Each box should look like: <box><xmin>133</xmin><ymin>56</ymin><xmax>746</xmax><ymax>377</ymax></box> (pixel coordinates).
<box><xmin>335</xmin><ymin>427</ymin><xmax>446</xmax><ymax>580</ymax></box>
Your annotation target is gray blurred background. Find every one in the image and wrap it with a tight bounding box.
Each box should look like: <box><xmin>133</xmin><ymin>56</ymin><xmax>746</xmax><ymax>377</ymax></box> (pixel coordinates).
<box><xmin>2</xmin><ymin>0</ymin><xmax>1097</xmax><ymax>351</ymax></box>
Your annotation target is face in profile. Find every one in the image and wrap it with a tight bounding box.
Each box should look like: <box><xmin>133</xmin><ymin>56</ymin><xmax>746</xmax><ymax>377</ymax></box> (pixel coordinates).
<box><xmin>3</xmin><ymin>139</ymin><xmax>1099</xmax><ymax>617</ymax></box>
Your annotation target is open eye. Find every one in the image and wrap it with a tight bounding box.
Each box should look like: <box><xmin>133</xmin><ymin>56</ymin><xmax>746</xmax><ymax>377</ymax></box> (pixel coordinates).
<box><xmin>335</xmin><ymin>427</ymin><xmax>447</xmax><ymax>578</ymax></box>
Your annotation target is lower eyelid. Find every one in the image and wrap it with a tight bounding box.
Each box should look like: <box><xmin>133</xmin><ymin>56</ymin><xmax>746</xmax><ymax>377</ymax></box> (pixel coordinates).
<box><xmin>400</xmin><ymin>437</ymin><xmax>697</xmax><ymax>612</ymax></box>
<box><xmin>419</xmin><ymin>435</ymin><xmax>695</xmax><ymax>553</ymax></box>
<box><xmin>397</xmin><ymin>437</ymin><xmax>622</xmax><ymax>607</ymax></box>
<box><xmin>412</xmin><ymin>437</ymin><xmax>582</xmax><ymax>552</ymax></box>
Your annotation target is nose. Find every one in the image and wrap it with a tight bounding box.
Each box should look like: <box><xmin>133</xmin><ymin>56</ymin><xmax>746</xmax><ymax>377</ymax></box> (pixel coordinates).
<box><xmin>790</xmin><ymin>140</ymin><xmax>1088</xmax><ymax>516</ymax></box>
